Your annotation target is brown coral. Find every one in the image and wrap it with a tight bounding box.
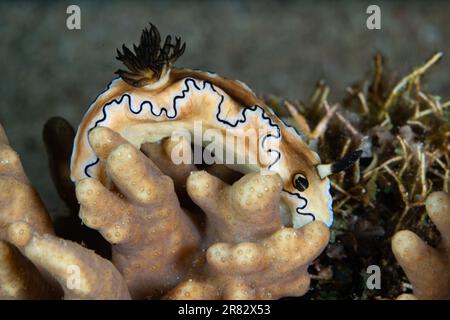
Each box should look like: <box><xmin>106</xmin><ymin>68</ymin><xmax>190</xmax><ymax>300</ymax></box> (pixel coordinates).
<box><xmin>167</xmin><ymin>221</ymin><xmax>329</xmax><ymax>299</ymax></box>
<box><xmin>186</xmin><ymin>170</ymin><xmax>284</xmax><ymax>243</ymax></box>
<box><xmin>0</xmin><ymin>124</ymin><xmax>130</xmax><ymax>300</ymax></box>
<box><xmin>72</xmin><ymin>126</ymin><xmax>330</xmax><ymax>300</ymax></box>
<box><xmin>76</xmin><ymin>127</ymin><xmax>201</xmax><ymax>299</ymax></box>
<box><xmin>164</xmin><ymin>170</ymin><xmax>329</xmax><ymax>300</ymax></box>
<box><xmin>0</xmin><ymin>240</ymin><xmax>58</xmax><ymax>299</ymax></box>
<box><xmin>7</xmin><ymin>222</ymin><xmax>130</xmax><ymax>299</ymax></box>
<box><xmin>392</xmin><ymin>191</ymin><xmax>450</xmax><ymax>299</ymax></box>
<box><xmin>0</xmin><ymin>124</ymin><xmax>53</xmax><ymax>238</ymax></box>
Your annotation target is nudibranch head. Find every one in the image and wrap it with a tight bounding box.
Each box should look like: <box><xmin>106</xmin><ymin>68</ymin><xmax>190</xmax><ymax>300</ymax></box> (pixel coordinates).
<box><xmin>275</xmin><ymin>130</ymin><xmax>333</xmax><ymax>228</ymax></box>
<box><xmin>276</xmin><ymin>129</ymin><xmax>364</xmax><ymax>228</ymax></box>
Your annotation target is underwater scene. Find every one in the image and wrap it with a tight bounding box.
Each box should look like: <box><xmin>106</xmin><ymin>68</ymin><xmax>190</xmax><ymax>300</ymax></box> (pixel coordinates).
<box><xmin>0</xmin><ymin>0</ymin><xmax>449</xmax><ymax>303</ymax></box>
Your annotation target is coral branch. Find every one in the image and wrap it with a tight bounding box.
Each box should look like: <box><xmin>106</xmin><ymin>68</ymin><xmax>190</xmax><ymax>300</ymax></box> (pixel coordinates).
<box><xmin>0</xmin><ymin>240</ymin><xmax>59</xmax><ymax>299</ymax></box>
<box><xmin>0</xmin><ymin>124</ymin><xmax>53</xmax><ymax>238</ymax></box>
<box><xmin>167</xmin><ymin>222</ymin><xmax>330</xmax><ymax>300</ymax></box>
<box><xmin>392</xmin><ymin>191</ymin><xmax>450</xmax><ymax>299</ymax></box>
<box><xmin>166</xmin><ymin>170</ymin><xmax>329</xmax><ymax>300</ymax></box>
<box><xmin>7</xmin><ymin>222</ymin><xmax>130</xmax><ymax>300</ymax></box>
<box><xmin>187</xmin><ymin>171</ymin><xmax>283</xmax><ymax>243</ymax></box>
<box><xmin>76</xmin><ymin>127</ymin><xmax>201</xmax><ymax>298</ymax></box>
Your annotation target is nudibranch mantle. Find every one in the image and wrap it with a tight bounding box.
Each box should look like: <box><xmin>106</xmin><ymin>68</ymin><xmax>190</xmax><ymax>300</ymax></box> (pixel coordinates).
<box><xmin>70</xmin><ymin>25</ymin><xmax>335</xmax><ymax>228</ymax></box>
<box><xmin>71</xmin><ymin>68</ymin><xmax>333</xmax><ymax>228</ymax></box>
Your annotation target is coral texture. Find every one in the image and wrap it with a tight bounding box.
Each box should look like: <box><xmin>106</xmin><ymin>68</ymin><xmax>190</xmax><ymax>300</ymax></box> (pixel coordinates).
<box><xmin>73</xmin><ymin>126</ymin><xmax>330</xmax><ymax>299</ymax></box>
<box><xmin>167</xmin><ymin>221</ymin><xmax>329</xmax><ymax>299</ymax></box>
<box><xmin>0</xmin><ymin>240</ymin><xmax>58</xmax><ymax>299</ymax></box>
<box><xmin>7</xmin><ymin>222</ymin><xmax>130</xmax><ymax>299</ymax></box>
<box><xmin>187</xmin><ymin>170</ymin><xmax>284</xmax><ymax>243</ymax></box>
<box><xmin>0</xmin><ymin>124</ymin><xmax>130</xmax><ymax>300</ymax></box>
<box><xmin>0</xmin><ymin>124</ymin><xmax>53</xmax><ymax>239</ymax></box>
<box><xmin>76</xmin><ymin>127</ymin><xmax>201</xmax><ymax>299</ymax></box>
<box><xmin>150</xmin><ymin>136</ymin><xmax>325</xmax><ymax>298</ymax></box>
<box><xmin>392</xmin><ymin>191</ymin><xmax>450</xmax><ymax>299</ymax></box>
<box><xmin>164</xmin><ymin>169</ymin><xmax>329</xmax><ymax>299</ymax></box>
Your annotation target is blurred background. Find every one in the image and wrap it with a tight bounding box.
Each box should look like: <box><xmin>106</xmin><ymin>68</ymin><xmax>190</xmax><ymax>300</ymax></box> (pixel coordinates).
<box><xmin>0</xmin><ymin>0</ymin><xmax>449</xmax><ymax>218</ymax></box>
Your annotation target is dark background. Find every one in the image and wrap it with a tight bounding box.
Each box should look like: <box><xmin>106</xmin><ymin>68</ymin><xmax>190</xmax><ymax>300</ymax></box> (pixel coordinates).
<box><xmin>0</xmin><ymin>0</ymin><xmax>449</xmax><ymax>218</ymax></box>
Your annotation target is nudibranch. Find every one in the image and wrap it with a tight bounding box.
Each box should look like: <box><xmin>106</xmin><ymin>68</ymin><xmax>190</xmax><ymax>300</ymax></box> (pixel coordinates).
<box><xmin>70</xmin><ymin>24</ymin><xmax>361</xmax><ymax>228</ymax></box>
